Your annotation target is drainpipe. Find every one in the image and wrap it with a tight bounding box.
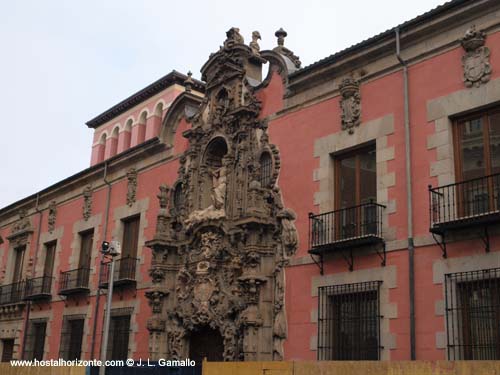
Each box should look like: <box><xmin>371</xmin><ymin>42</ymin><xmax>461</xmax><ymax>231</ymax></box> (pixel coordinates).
<box><xmin>90</xmin><ymin>161</ymin><xmax>112</xmax><ymax>359</ymax></box>
<box><xmin>396</xmin><ymin>27</ymin><xmax>416</xmax><ymax>361</ymax></box>
<box><xmin>21</xmin><ymin>193</ymin><xmax>43</xmax><ymax>358</ymax></box>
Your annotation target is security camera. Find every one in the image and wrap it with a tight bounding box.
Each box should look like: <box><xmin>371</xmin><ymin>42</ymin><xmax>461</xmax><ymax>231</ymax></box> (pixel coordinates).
<box><xmin>109</xmin><ymin>240</ymin><xmax>121</xmax><ymax>257</ymax></box>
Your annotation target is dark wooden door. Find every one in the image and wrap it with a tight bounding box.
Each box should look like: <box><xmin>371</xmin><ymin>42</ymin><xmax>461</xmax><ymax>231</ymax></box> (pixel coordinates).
<box><xmin>189</xmin><ymin>326</ymin><xmax>224</xmax><ymax>366</ymax></box>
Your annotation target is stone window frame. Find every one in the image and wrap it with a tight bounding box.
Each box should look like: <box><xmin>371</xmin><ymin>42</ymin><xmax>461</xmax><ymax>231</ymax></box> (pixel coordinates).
<box><xmin>426</xmin><ymin>77</ymin><xmax>500</xmax><ymax>189</ymax></box>
<box><xmin>313</xmin><ymin>114</ymin><xmax>397</xmax><ymax>250</ymax></box>
<box><xmin>69</xmin><ymin>214</ymin><xmax>102</xmax><ymax>293</ymax></box>
<box><xmin>432</xmin><ymin>251</ymin><xmax>500</xmax><ymax>357</ymax></box>
<box><xmin>36</xmin><ymin>227</ymin><xmax>64</xmax><ymax>299</ymax></box>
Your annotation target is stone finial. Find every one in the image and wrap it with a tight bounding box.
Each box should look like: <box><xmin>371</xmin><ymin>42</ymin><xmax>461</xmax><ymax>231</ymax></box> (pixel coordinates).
<box><xmin>273</xmin><ymin>28</ymin><xmax>301</xmax><ymax>69</ymax></box>
<box><xmin>275</xmin><ymin>28</ymin><xmax>287</xmax><ymax>47</ymax></box>
<box><xmin>184</xmin><ymin>71</ymin><xmax>193</xmax><ymax>93</ymax></box>
<box><xmin>249</xmin><ymin>31</ymin><xmax>261</xmax><ymax>55</ymax></box>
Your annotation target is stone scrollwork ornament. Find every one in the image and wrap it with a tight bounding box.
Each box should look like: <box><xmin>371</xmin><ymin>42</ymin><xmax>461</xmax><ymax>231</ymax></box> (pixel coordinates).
<box><xmin>339</xmin><ymin>77</ymin><xmax>361</xmax><ymax>134</ymax></box>
<box><xmin>461</xmin><ymin>25</ymin><xmax>491</xmax><ymax>88</ymax></box>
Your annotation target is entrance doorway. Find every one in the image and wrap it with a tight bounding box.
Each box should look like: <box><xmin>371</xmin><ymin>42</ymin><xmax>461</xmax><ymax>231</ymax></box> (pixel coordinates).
<box><xmin>189</xmin><ymin>326</ymin><xmax>224</xmax><ymax>368</ymax></box>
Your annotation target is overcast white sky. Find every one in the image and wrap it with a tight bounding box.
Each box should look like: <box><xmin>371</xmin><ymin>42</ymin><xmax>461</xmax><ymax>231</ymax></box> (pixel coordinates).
<box><xmin>0</xmin><ymin>0</ymin><xmax>446</xmax><ymax>209</ymax></box>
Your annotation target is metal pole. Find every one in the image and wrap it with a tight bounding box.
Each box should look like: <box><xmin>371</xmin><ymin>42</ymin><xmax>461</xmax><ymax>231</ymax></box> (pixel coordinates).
<box><xmin>99</xmin><ymin>256</ymin><xmax>116</xmax><ymax>375</ymax></box>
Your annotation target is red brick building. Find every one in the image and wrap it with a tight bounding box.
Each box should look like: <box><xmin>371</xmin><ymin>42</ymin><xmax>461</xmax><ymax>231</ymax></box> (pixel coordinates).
<box><xmin>1</xmin><ymin>0</ymin><xmax>499</xmax><ymax>364</ymax></box>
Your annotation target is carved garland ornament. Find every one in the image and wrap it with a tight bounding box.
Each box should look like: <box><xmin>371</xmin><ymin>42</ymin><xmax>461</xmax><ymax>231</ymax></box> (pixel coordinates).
<box><xmin>126</xmin><ymin>168</ymin><xmax>138</xmax><ymax>206</ymax></box>
<box><xmin>461</xmin><ymin>25</ymin><xmax>491</xmax><ymax>88</ymax></box>
<box><xmin>48</xmin><ymin>201</ymin><xmax>57</xmax><ymax>233</ymax></box>
<box><xmin>82</xmin><ymin>185</ymin><xmax>93</xmax><ymax>221</ymax></box>
<box><xmin>339</xmin><ymin>77</ymin><xmax>361</xmax><ymax>134</ymax></box>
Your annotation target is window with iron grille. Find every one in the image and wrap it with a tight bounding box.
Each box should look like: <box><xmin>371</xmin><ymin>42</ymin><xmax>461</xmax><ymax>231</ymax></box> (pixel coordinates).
<box><xmin>107</xmin><ymin>309</ymin><xmax>131</xmax><ymax>360</ymax></box>
<box><xmin>445</xmin><ymin>268</ymin><xmax>500</xmax><ymax>360</ymax></box>
<box><xmin>1</xmin><ymin>339</ymin><xmax>14</xmax><ymax>362</ymax></box>
<box><xmin>59</xmin><ymin>315</ymin><xmax>85</xmax><ymax>360</ymax></box>
<box><xmin>259</xmin><ymin>152</ymin><xmax>272</xmax><ymax>188</ymax></box>
<box><xmin>23</xmin><ymin>319</ymin><xmax>47</xmax><ymax>360</ymax></box>
<box><xmin>317</xmin><ymin>281</ymin><xmax>382</xmax><ymax>360</ymax></box>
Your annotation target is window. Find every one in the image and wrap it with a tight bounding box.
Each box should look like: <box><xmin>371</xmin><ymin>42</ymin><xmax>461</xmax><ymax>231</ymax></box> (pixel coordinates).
<box><xmin>78</xmin><ymin>230</ymin><xmax>93</xmax><ymax>286</ymax></box>
<box><xmin>259</xmin><ymin>152</ymin><xmax>273</xmax><ymax>188</ymax></box>
<box><xmin>334</xmin><ymin>145</ymin><xmax>377</xmax><ymax>239</ymax></box>
<box><xmin>445</xmin><ymin>268</ymin><xmax>500</xmax><ymax>360</ymax></box>
<box><xmin>454</xmin><ymin>108</ymin><xmax>500</xmax><ymax>181</ymax></box>
<box><xmin>1</xmin><ymin>339</ymin><xmax>14</xmax><ymax>362</ymax></box>
<box><xmin>120</xmin><ymin>216</ymin><xmax>140</xmax><ymax>279</ymax></box>
<box><xmin>11</xmin><ymin>246</ymin><xmax>25</xmax><ymax>283</ymax></box>
<box><xmin>24</xmin><ymin>320</ymin><xmax>47</xmax><ymax>360</ymax></box>
<box><xmin>453</xmin><ymin>109</ymin><xmax>500</xmax><ymax>216</ymax></box>
<box><xmin>317</xmin><ymin>281</ymin><xmax>382</xmax><ymax>360</ymax></box>
<box><xmin>107</xmin><ymin>313</ymin><xmax>131</xmax><ymax>360</ymax></box>
<box><xmin>59</xmin><ymin>316</ymin><xmax>85</xmax><ymax>360</ymax></box>
<box><xmin>43</xmin><ymin>241</ymin><xmax>56</xmax><ymax>277</ymax></box>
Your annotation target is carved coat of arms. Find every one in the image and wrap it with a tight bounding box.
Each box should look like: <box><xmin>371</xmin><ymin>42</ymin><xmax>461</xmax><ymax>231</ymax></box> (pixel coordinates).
<box><xmin>461</xmin><ymin>25</ymin><xmax>491</xmax><ymax>88</ymax></box>
<box><xmin>339</xmin><ymin>77</ymin><xmax>361</xmax><ymax>134</ymax></box>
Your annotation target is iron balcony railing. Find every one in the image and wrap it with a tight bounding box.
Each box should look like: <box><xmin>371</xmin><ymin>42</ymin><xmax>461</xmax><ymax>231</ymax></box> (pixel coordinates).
<box><xmin>429</xmin><ymin>173</ymin><xmax>500</xmax><ymax>232</ymax></box>
<box><xmin>99</xmin><ymin>257</ymin><xmax>139</xmax><ymax>288</ymax></box>
<box><xmin>25</xmin><ymin>276</ymin><xmax>53</xmax><ymax>300</ymax></box>
<box><xmin>309</xmin><ymin>201</ymin><xmax>385</xmax><ymax>251</ymax></box>
<box><xmin>59</xmin><ymin>268</ymin><xmax>91</xmax><ymax>295</ymax></box>
<box><xmin>0</xmin><ymin>280</ymin><xmax>26</xmax><ymax>305</ymax></box>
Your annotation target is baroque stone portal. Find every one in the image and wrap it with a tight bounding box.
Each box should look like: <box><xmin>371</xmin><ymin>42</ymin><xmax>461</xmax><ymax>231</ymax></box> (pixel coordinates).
<box><xmin>146</xmin><ymin>29</ymin><xmax>298</xmax><ymax>362</ymax></box>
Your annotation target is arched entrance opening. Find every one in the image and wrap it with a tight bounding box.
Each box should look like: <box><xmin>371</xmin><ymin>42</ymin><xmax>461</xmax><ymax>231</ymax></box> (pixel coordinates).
<box><xmin>188</xmin><ymin>326</ymin><xmax>224</xmax><ymax>364</ymax></box>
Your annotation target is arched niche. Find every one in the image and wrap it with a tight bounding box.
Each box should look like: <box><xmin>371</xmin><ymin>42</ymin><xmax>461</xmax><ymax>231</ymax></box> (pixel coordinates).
<box><xmin>200</xmin><ymin>137</ymin><xmax>228</xmax><ymax>209</ymax></box>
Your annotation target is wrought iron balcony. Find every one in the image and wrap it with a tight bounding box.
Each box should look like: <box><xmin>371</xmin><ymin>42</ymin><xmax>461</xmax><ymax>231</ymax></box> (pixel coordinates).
<box><xmin>308</xmin><ymin>202</ymin><xmax>386</xmax><ymax>272</ymax></box>
<box><xmin>429</xmin><ymin>173</ymin><xmax>500</xmax><ymax>233</ymax></box>
<box><xmin>99</xmin><ymin>257</ymin><xmax>139</xmax><ymax>289</ymax></box>
<box><xmin>24</xmin><ymin>276</ymin><xmax>53</xmax><ymax>300</ymax></box>
<box><xmin>58</xmin><ymin>268</ymin><xmax>91</xmax><ymax>295</ymax></box>
<box><xmin>0</xmin><ymin>280</ymin><xmax>26</xmax><ymax>305</ymax></box>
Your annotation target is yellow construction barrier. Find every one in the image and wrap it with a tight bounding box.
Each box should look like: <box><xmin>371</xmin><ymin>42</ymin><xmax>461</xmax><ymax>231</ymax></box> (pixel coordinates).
<box><xmin>203</xmin><ymin>360</ymin><xmax>500</xmax><ymax>375</ymax></box>
<box><xmin>0</xmin><ymin>364</ymin><xmax>85</xmax><ymax>375</ymax></box>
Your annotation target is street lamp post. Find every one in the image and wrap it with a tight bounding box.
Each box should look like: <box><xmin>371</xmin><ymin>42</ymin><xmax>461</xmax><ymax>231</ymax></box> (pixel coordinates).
<box><xmin>99</xmin><ymin>240</ymin><xmax>120</xmax><ymax>375</ymax></box>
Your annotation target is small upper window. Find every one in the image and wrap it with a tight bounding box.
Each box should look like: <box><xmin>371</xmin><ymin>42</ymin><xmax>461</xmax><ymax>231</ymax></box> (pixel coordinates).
<box><xmin>173</xmin><ymin>183</ymin><xmax>183</xmax><ymax>212</ymax></box>
<box><xmin>259</xmin><ymin>152</ymin><xmax>272</xmax><ymax>188</ymax></box>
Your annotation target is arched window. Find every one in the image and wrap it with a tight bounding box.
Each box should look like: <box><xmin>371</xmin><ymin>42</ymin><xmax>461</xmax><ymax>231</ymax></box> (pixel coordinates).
<box><xmin>260</xmin><ymin>152</ymin><xmax>272</xmax><ymax>187</ymax></box>
<box><xmin>97</xmin><ymin>133</ymin><xmax>107</xmax><ymax>163</ymax></box>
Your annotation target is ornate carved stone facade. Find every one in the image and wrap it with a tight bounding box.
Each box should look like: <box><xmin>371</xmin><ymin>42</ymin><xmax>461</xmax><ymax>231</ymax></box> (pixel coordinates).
<box><xmin>339</xmin><ymin>77</ymin><xmax>361</xmax><ymax>134</ymax></box>
<box><xmin>460</xmin><ymin>25</ymin><xmax>491</xmax><ymax>88</ymax></box>
<box><xmin>146</xmin><ymin>30</ymin><xmax>298</xmax><ymax>362</ymax></box>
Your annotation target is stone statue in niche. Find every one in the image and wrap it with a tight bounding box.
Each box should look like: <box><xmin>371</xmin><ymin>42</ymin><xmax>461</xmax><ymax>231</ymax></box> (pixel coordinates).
<box><xmin>460</xmin><ymin>25</ymin><xmax>491</xmax><ymax>88</ymax></box>
<box><xmin>339</xmin><ymin>77</ymin><xmax>361</xmax><ymax>134</ymax></box>
<box><xmin>185</xmin><ymin>165</ymin><xmax>227</xmax><ymax>227</ymax></box>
